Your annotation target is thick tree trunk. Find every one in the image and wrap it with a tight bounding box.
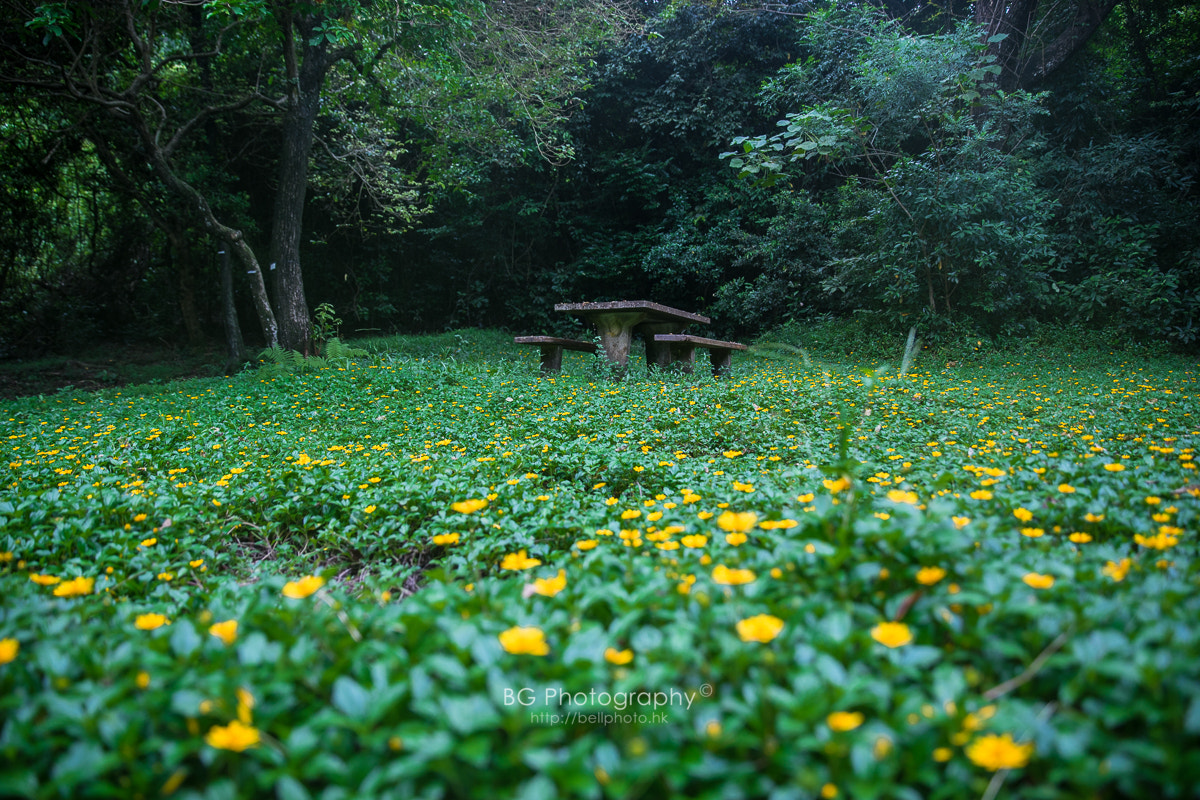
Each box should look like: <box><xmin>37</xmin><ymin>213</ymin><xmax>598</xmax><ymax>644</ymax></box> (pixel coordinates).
<box><xmin>976</xmin><ymin>0</ymin><xmax>1120</xmax><ymax>91</ymax></box>
<box><xmin>219</xmin><ymin>246</ymin><xmax>247</xmax><ymax>373</ymax></box>
<box><xmin>269</xmin><ymin>14</ymin><xmax>333</xmax><ymax>356</ymax></box>
<box><xmin>1017</xmin><ymin>0</ymin><xmax>1119</xmax><ymax>87</ymax></box>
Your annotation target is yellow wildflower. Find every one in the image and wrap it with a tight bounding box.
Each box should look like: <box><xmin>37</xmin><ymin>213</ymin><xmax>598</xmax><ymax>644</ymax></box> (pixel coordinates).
<box><xmin>135</xmin><ymin>613</ymin><xmax>170</xmax><ymax>630</ymax></box>
<box><xmin>717</xmin><ymin>511</ymin><xmax>758</xmax><ymax>533</ymax></box>
<box><xmin>529</xmin><ymin>570</ymin><xmax>567</xmax><ymax>597</ymax></box>
<box><xmin>498</xmin><ymin>626</ymin><xmax>549</xmax><ymax>656</ymax></box>
<box><xmin>451</xmin><ymin>498</ymin><xmax>488</xmax><ymax>514</ymax></box>
<box><xmin>209</xmin><ymin>620</ymin><xmax>238</xmax><ymax>645</ymax></box>
<box><xmin>965</xmin><ymin>733</ymin><xmax>1034</xmax><ymax>771</ymax></box>
<box><xmin>736</xmin><ymin>614</ymin><xmax>784</xmax><ymax>643</ymax></box>
<box><xmin>604</xmin><ymin>647</ymin><xmax>634</xmax><ymax>665</ymax></box>
<box><xmin>916</xmin><ymin>567</ymin><xmax>946</xmax><ymax>586</ymax></box>
<box><xmin>0</xmin><ymin>638</ymin><xmax>18</xmax><ymax>664</ymax></box>
<box><xmin>29</xmin><ymin>573</ymin><xmax>61</xmax><ymax>586</ymax></box>
<box><xmin>432</xmin><ymin>533</ymin><xmax>460</xmax><ymax>546</ymax></box>
<box><xmin>1022</xmin><ymin>573</ymin><xmax>1055</xmax><ymax>589</ymax></box>
<box><xmin>681</xmin><ymin>535</ymin><xmax>708</xmax><ymax>548</ymax></box>
<box><xmin>500</xmin><ymin>550</ymin><xmax>542</xmax><ymax>571</ymax></box>
<box><xmin>204</xmin><ymin>720</ymin><xmax>261</xmax><ymax>752</ymax></box>
<box><xmin>826</xmin><ymin>711</ymin><xmax>865</xmax><ymax>732</ymax></box>
<box><xmin>53</xmin><ymin>577</ymin><xmax>95</xmax><ymax>597</ymax></box>
<box><xmin>281</xmin><ymin>575</ymin><xmax>325</xmax><ymax>598</ymax></box>
<box><xmin>870</xmin><ymin>621</ymin><xmax>913</xmax><ymax>648</ymax></box>
<box><xmin>712</xmin><ymin>565</ymin><xmax>756</xmax><ymax>585</ymax></box>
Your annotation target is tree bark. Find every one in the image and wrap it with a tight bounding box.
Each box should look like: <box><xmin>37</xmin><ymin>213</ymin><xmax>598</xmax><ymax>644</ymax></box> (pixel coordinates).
<box><xmin>1017</xmin><ymin>0</ymin><xmax>1120</xmax><ymax>87</ymax></box>
<box><xmin>269</xmin><ymin>11</ymin><xmax>333</xmax><ymax>356</ymax></box>
<box><xmin>219</xmin><ymin>246</ymin><xmax>248</xmax><ymax>373</ymax></box>
<box><xmin>975</xmin><ymin>0</ymin><xmax>1120</xmax><ymax>91</ymax></box>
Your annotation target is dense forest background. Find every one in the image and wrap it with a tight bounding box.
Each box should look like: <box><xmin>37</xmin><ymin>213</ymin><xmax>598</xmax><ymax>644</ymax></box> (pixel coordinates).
<box><xmin>2</xmin><ymin>0</ymin><xmax>1198</xmax><ymax>362</ymax></box>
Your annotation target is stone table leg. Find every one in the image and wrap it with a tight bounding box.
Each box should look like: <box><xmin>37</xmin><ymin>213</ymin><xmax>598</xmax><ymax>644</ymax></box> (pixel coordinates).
<box><xmin>639</xmin><ymin>322</ymin><xmax>686</xmax><ymax>370</ymax></box>
<box><xmin>591</xmin><ymin>312</ymin><xmax>645</xmax><ymax>370</ymax></box>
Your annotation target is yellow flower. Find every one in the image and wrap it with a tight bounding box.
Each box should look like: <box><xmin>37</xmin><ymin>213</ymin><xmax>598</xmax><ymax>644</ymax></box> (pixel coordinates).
<box><xmin>432</xmin><ymin>533</ymin><xmax>460</xmax><ymax>546</ymax></box>
<box><xmin>732</xmin><ymin>481</ymin><xmax>754</xmax><ymax>493</ymax></box>
<box><xmin>725</xmin><ymin>533</ymin><xmax>747</xmax><ymax>546</ymax></box>
<box><xmin>681</xmin><ymin>535</ymin><xmax>708</xmax><ymax>548</ymax></box>
<box><xmin>970</xmin><ymin>490</ymin><xmax>993</xmax><ymax>500</ymax></box>
<box><xmin>1084</xmin><ymin>512</ymin><xmax>1104</xmax><ymax>523</ymax></box>
<box><xmin>871</xmin><ymin>621</ymin><xmax>913</xmax><ymax>648</ymax></box>
<box><xmin>53</xmin><ymin>576</ymin><xmax>95</xmax><ymax>597</ymax></box>
<box><xmin>133</xmin><ymin>513</ymin><xmax>148</xmax><ymax>522</ymax></box>
<box><xmin>1022</xmin><ymin>573</ymin><xmax>1055</xmax><ymax>589</ymax></box>
<box><xmin>736</xmin><ymin>614</ymin><xmax>784</xmax><ymax>643</ymax></box>
<box><xmin>209</xmin><ymin>620</ymin><xmax>238</xmax><ymax>645</ymax></box>
<box><xmin>363</xmin><ymin>505</ymin><xmax>377</xmax><ymax>514</ymax></box>
<box><xmin>605</xmin><ymin>497</ymin><xmax>620</xmax><ymax>506</ymax></box>
<box><xmin>1068</xmin><ymin>532</ymin><xmax>1092</xmax><ymax>543</ymax></box>
<box><xmin>1057</xmin><ymin>484</ymin><xmax>1075</xmax><ymax>493</ymax></box>
<box><xmin>717</xmin><ymin>511</ymin><xmax>758</xmax><ymax>533</ymax></box>
<box><xmin>0</xmin><ymin>638</ymin><xmax>18</xmax><ymax>664</ymax></box>
<box><xmin>574</xmin><ymin>539</ymin><xmax>599</xmax><ymax>552</ymax></box>
<box><xmin>712</xmin><ymin>564</ymin><xmax>756</xmax><ymax>585</ymax></box>
<box><xmin>1102</xmin><ymin>558</ymin><xmax>1131</xmax><ymax>581</ymax></box>
<box><xmin>530</xmin><ymin>570</ymin><xmax>567</xmax><ymax>597</ymax></box>
<box><xmin>1013</xmin><ymin>507</ymin><xmax>1033</xmax><ymax>522</ymax></box>
<box><xmin>158</xmin><ymin>572</ymin><xmax>175</xmax><ymax>581</ymax></box>
<box><xmin>916</xmin><ymin>567</ymin><xmax>946</xmax><ymax>586</ymax></box>
<box><xmin>620</xmin><ymin>509</ymin><xmax>642</xmax><ymax>520</ymax></box>
<box><xmin>190</xmin><ymin>559</ymin><xmax>205</xmax><ymax>568</ymax></box>
<box><xmin>281</xmin><ymin>575</ymin><xmax>325</xmax><ymax>598</ymax></box>
<box><xmin>604</xmin><ymin>647</ymin><xmax>634</xmax><ymax>665</ymax></box>
<box><xmin>1134</xmin><ymin>532</ymin><xmax>1178</xmax><ymax>550</ymax></box>
<box><xmin>1103</xmin><ymin>463</ymin><xmax>1125</xmax><ymax>472</ymax></box>
<box><xmin>204</xmin><ymin>720</ymin><xmax>261</xmax><ymax>752</ymax></box>
<box><xmin>136</xmin><ymin>671</ymin><xmax>151</xmax><ymax>689</ymax></box>
<box><xmin>826</xmin><ymin>711</ymin><xmax>865</xmax><ymax>732</ymax></box>
<box><xmin>886</xmin><ymin>489</ymin><xmax>918</xmax><ymax>505</ymax></box>
<box><xmin>500</xmin><ymin>550</ymin><xmax>542</xmax><ymax>571</ymax></box>
<box><xmin>933</xmin><ymin>747</ymin><xmax>953</xmax><ymax>762</ymax></box>
<box><xmin>823</xmin><ymin>477</ymin><xmax>850</xmax><ymax>494</ymax></box>
<box><xmin>29</xmin><ymin>573</ymin><xmax>61</xmax><ymax>586</ymax></box>
<box><xmin>135</xmin><ymin>613</ymin><xmax>170</xmax><ymax>630</ymax></box>
<box><xmin>796</xmin><ymin>493</ymin><xmax>815</xmax><ymax>503</ymax></box>
<box><xmin>952</xmin><ymin>516</ymin><xmax>971</xmax><ymax>529</ymax></box>
<box><xmin>964</xmin><ymin>733</ymin><xmax>1034</xmax><ymax>771</ymax></box>
<box><xmin>821</xmin><ymin>785</ymin><xmax>838</xmax><ymax>800</ymax></box>
<box><xmin>451</xmin><ymin>498</ymin><xmax>488</xmax><ymax>514</ymax></box>
<box><xmin>723</xmin><ymin>450</ymin><xmax>742</xmax><ymax>458</ymax></box>
<box><xmin>656</xmin><ymin>541</ymin><xmax>680</xmax><ymax>551</ymax></box>
<box><xmin>759</xmin><ymin>519</ymin><xmax>798</xmax><ymax>530</ymax></box>
<box><xmin>498</xmin><ymin>626</ymin><xmax>549</xmax><ymax>655</ymax></box>
<box><xmin>1020</xmin><ymin>527</ymin><xmax>1044</xmax><ymax>538</ymax></box>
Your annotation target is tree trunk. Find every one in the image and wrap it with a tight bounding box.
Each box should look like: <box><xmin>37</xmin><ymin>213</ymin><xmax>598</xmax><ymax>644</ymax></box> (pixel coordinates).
<box><xmin>269</xmin><ymin>13</ymin><xmax>333</xmax><ymax>356</ymax></box>
<box><xmin>976</xmin><ymin>0</ymin><xmax>1120</xmax><ymax>91</ymax></box>
<box><xmin>219</xmin><ymin>246</ymin><xmax>247</xmax><ymax>373</ymax></box>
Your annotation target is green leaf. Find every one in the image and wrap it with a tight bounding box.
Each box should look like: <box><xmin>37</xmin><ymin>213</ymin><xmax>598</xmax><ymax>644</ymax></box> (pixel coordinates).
<box><xmin>331</xmin><ymin>676</ymin><xmax>370</xmax><ymax>719</ymax></box>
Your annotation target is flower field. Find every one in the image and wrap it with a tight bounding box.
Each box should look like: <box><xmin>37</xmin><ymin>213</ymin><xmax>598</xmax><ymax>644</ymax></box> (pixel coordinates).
<box><xmin>2</xmin><ymin>331</ymin><xmax>1199</xmax><ymax>799</ymax></box>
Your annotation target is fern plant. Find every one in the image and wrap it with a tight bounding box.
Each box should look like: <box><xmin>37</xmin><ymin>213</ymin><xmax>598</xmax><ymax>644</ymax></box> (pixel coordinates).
<box><xmin>257</xmin><ymin>338</ymin><xmax>368</xmax><ymax>375</ymax></box>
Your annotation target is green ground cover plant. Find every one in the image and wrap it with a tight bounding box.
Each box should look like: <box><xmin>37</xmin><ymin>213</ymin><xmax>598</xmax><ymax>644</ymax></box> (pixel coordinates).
<box><xmin>1</xmin><ymin>329</ymin><xmax>1198</xmax><ymax>799</ymax></box>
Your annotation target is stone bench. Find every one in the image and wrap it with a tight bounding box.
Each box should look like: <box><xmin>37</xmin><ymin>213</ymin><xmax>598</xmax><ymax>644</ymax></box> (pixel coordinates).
<box><xmin>514</xmin><ymin>336</ymin><xmax>597</xmax><ymax>374</ymax></box>
<box><xmin>652</xmin><ymin>334</ymin><xmax>747</xmax><ymax>377</ymax></box>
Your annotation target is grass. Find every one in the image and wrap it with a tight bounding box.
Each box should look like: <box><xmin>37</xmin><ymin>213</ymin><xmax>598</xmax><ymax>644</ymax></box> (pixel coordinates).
<box><xmin>1</xmin><ymin>326</ymin><xmax>1198</xmax><ymax>799</ymax></box>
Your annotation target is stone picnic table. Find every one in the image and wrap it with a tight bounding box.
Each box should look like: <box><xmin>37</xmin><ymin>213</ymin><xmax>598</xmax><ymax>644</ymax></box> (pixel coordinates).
<box><xmin>554</xmin><ymin>300</ymin><xmax>711</xmax><ymax>370</ymax></box>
